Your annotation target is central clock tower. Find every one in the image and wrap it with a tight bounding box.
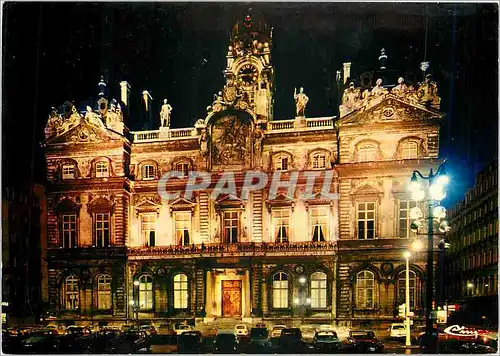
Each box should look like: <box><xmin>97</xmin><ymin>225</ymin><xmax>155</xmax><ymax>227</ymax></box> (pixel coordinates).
<box><xmin>224</xmin><ymin>14</ymin><xmax>274</xmax><ymax>121</ymax></box>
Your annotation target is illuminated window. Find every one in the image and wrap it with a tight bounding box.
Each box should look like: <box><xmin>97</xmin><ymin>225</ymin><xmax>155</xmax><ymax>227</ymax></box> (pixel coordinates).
<box><xmin>312</xmin><ymin>154</ymin><xmax>326</xmax><ymax>169</ymax></box>
<box><xmin>399</xmin><ymin>200</ymin><xmax>417</xmax><ymax>238</ymax></box>
<box><xmin>272</xmin><ymin>209</ymin><xmax>290</xmax><ymax>243</ymax></box>
<box><xmin>140</xmin><ymin>214</ymin><xmax>156</xmax><ymax>247</ymax></box>
<box><xmin>223</xmin><ymin>211</ymin><xmax>238</xmax><ymax>243</ymax></box>
<box><xmin>356</xmin><ymin>271</ymin><xmax>374</xmax><ymax>308</ymax></box>
<box><xmin>272</xmin><ymin>272</ymin><xmax>288</xmax><ymax>308</ymax></box>
<box><xmin>173</xmin><ymin>274</ymin><xmax>188</xmax><ymax>309</ymax></box>
<box><xmin>175</xmin><ymin>163</ymin><xmax>190</xmax><ymax>177</ymax></box>
<box><xmin>174</xmin><ymin>212</ymin><xmax>191</xmax><ymax>246</ymax></box>
<box><xmin>62</xmin><ymin>165</ymin><xmax>75</xmax><ymax>179</ymax></box>
<box><xmin>62</xmin><ymin>214</ymin><xmax>77</xmax><ymax>248</ymax></box>
<box><xmin>275</xmin><ymin>156</ymin><xmax>289</xmax><ymax>171</ymax></box>
<box><xmin>94</xmin><ymin>213</ymin><xmax>110</xmax><ymax>247</ymax></box>
<box><xmin>397</xmin><ymin>270</ymin><xmax>417</xmax><ymax>310</ymax></box>
<box><xmin>401</xmin><ymin>141</ymin><xmax>418</xmax><ymax>159</ymax></box>
<box><xmin>96</xmin><ymin>161</ymin><xmax>109</xmax><ymax>178</ymax></box>
<box><xmin>358</xmin><ymin>145</ymin><xmax>376</xmax><ymax>162</ymax></box>
<box><xmin>357</xmin><ymin>202</ymin><xmax>375</xmax><ymax>239</ymax></box>
<box><xmin>311</xmin><ymin>207</ymin><xmax>328</xmax><ymax>242</ymax></box>
<box><xmin>310</xmin><ymin>272</ymin><xmax>327</xmax><ymax>308</ymax></box>
<box><xmin>97</xmin><ymin>275</ymin><xmax>112</xmax><ymax>310</ymax></box>
<box><xmin>138</xmin><ymin>275</ymin><xmax>153</xmax><ymax>310</ymax></box>
<box><xmin>65</xmin><ymin>276</ymin><xmax>79</xmax><ymax>310</ymax></box>
<box><xmin>142</xmin><ymin>165</ymin><xmax>155</xmax><ymax>180</ymax></box>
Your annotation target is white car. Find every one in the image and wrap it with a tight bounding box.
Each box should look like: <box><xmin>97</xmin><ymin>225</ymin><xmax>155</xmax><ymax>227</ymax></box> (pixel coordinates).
<box><xmin>271</xmin><ymin>324</ymin><xmax>287</xmax><ymax>338</ymax></box>
<box><xmin>234</xmin><ymin>324</ymin><xmax>249</xmax><ymax>336</ymax></box>
<box><xmin>389</xmin><ymin>323</ymin><xmax>406</xmax><ymax>339</ymax></box>
<box><xmin>175</xmin><ymin>324</ymin><xmax>194</xmax><ymax>335</ymax></box>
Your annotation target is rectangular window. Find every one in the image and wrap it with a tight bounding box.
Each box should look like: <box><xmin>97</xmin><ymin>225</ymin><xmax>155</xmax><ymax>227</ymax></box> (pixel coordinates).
<box><xmin>402</xmin><ymin>142</ymin><xmax>418</xmax><ymax>159</ymax></box>
<box><xmin>272</xmin><ymin>209</ymin><xmax>290</xmax><ymax>243</ymax></box>
<box><xmin>276</xmin><ymin>157</ymin><xmax>288</xmax><ymax>171</ymax></box>
<box><xmin>174</xmin><ymin>211</ymin><xmax>191</xmax><ymax>246</ymax></box>
<box><xmin>62</xmin><ymin>165</ymin><xmax>75</xmax><ymax>179</ymax></box>
<box><xmin>358</xmin><ymin>145</ymin><xmax>376</xmax><ymax>162</ymax></box>
<box><xmin>94</xmin><ymin>213</ymin><xmax>110</xmax><ymax>247</ymax></box>
<box><xmin>141</xmin><ymin>214</ymin><xmax>156</xmax><ymax>247</ymax></box>
<box><xmin>310</xmin><ymin>206</ymin><xmax>328</xmax><ymax>242</ymax></box>
<box><xmin>174</xmin><ymin>274</ymin><xmax>188</xmax><ymax>309</ymax></box>
<box><xmin>176</xmin><ymin>163</ymin><xmax>190</xmax><ymax>177</ymax></box>
<box><xmin>138</xmin><ymin>277</ymin><xmax>153</xmax><ymax>310</ymax></box>
<box><xmin>96</xmin><ymin>162</ymin><xmax>109</xmax><ymax>178</ymax></box>
<box><xmin>357</xmin><ymin>202</ymin><xmax>375</xmax><ymax>239</ymax></box>
<box><xmin>399</xmin><ymin>200</ymin><xmax>417</xmax><ymax>238</ymax></box>
<box><xmin>97</xmin><ymin>276</ymin><xmax>112</xmax><ymax>310</ymax></box>
<box><xmin>223</xmin><ymin>211</ymin><xmax>238</xmax><ymax>243</ymax></box>
<box><xmin>142</xmin><ymin>165</ymin><xmax>155</xmax><ymax>180</ymax></box>
<box><xmin>62</xmin><ymin>214</ymin><xmax>77</xmax><ymax>248</ymax></box>
<box><xmin>312</xmin><ymin>155</ymin><xmax>326</xmax><ymax>169</ymax></box>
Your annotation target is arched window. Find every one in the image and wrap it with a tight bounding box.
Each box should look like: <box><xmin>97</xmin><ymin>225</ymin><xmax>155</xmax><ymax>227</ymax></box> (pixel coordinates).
<box><xmin>138</xmin><ymin>275</ymin><xmax>153</xmax><ymax>310</ymax></box>
<box><xmin>97</xmin><ymin>275</ymin><xmax>112</xmax><ymax>310</ymax></box>
<box><xmin>272</xmin><ymin>272</ymin><xmax>288</xmax><ymax>308</ymax></box>
<box><xmin>401</xmin><ymin>141</ymin><xmax>419</xmax><ymax>159</ymax></box>
<box><xmin>173</xmin><ymin>274</ymin><xmax>188</xmax><ymax>309</ymax></box>
<box><xmin>142</xmin><ymin>165</ymin><xmax>155</xmax><ymax>180</ymax></box>
<box><xmin>397</xmin><ymin>270</ymin><xmax>417</xmax><ymax>310</ymax></box>
<box><xmin>65</xmin><ymin>276</ymin><xmax>79</xmax><ymax>310</ymax></box>
<box><xmin>312</xmin><ymin>154</ymin><xmax>327</xmax><ymax>169</ymax></box>
<box><xmin>358</xmin><ymin>144</ymin><xmax>377</xmax><ymax>162</ymax></box>
<box><xmin>356</xmin><ymin>271</ymin><xmax>374</xmax><ymax>308</ymax></box>
<box><xmin>95</xmin><ymin>161</ymin><xmax>109</xmax><ymax>178</ymax></box>
<box><xmin>310</xmin><ymin>272</ymin><xmax>327</xmax><ymax>308</ymax></box>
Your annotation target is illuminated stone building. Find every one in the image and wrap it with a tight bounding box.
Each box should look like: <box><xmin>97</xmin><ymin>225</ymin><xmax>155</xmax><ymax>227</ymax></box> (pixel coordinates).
<box><xmin>445</xmin><ymin>161</ymin><xmax>498</xmax><ymax>327</ymax></box>
<box><xmin>43</xmin><ymin>15</ymin><xmax>444</xmax><ymax>327</ymax></box>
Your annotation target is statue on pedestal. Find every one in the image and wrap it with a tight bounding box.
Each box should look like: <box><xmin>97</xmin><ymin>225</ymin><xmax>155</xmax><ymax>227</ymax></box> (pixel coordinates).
<box><xmin>294</xmin><ymin>87</ymin><xmax>309</xmax><ymax>117</ymax></box>
<box><xmin>391</xmin><ymin>77</ymin><xmax>408</xmax><ymax>97</ymax></box>
<box><xmin>160</xmin><ymin>99</ymin><xmax>173</xmax><ymax>127</ymax></box>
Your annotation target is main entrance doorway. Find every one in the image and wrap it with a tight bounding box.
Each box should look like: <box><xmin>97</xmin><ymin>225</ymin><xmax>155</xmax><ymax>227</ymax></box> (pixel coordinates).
<box><xmin>221</xmin><ymin>280</ymin><xmax>242</xmax><ymax>317</ymax></box>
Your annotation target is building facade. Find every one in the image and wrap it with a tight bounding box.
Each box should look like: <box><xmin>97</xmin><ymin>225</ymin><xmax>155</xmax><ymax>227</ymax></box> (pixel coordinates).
<box><xmin>445</xmin><ymin>161</ymin><xmax>498</xmax><ymax>327</ymax></box>
<box><xmin>42</xmin><ymin>16</ymin><xmax>444</xmax><ymax>328</ymax></box>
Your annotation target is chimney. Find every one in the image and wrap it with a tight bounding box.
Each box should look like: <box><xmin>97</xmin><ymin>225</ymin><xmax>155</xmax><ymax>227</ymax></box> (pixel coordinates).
<box><xmin>342</xmin><ymin>62</ymin><xmax>351</xmax><ymax>84</ymax></box>
<box><xmin>142</xmin><ymin>90</ymin><xmax>152</xmax><ymax>112</ymax></box>
<box><xmin>120</xmin><ymin>81</ymin><xmax>131</xmax><ymax>107</ymax></box>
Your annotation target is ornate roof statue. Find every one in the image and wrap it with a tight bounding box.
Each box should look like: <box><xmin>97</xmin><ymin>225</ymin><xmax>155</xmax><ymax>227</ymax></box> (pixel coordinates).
<box><xmin>160</xmin><ymin>99</ymin><xmax>173</xmax><ymax>128</ymax></box>
<box><xmin>294</xmin><ymin>87</ymin><xmax>309</xmax><ymax>117</ymax></box>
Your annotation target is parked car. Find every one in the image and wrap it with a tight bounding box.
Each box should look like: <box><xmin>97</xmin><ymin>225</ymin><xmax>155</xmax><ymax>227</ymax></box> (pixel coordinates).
<box><xmin>313</xmin><ymin>330</ymin><xmax>342</xmax><ymax>353</ymax></box>
<box><xmin>389</xmin><ymin>323</ymin><xmax>407</xmax><ymax>339</ymax></box>
<box><xmin>213</xmin><ymin>330</ymin><xmax>239</xmax><ymax>353</ymax></box>
<box><xmin>235</xmin><ymin>324</ymin><xmax>249</xmax><ymax>337</ymax></box>
<box><xmin>106</xmin><ymin>330</ymin><xmax>150</xmax><ymax>353</ymax></box>
<box><xmin>271</xmin><ymin>324</ymin><xmax>287</xmax><ymax>338</ymax></box>
<box><xmin>59</xmin><ymin>326</ymin><xmax>93</xmax><ymax>353</ymax></box>
<box><xmin>140</xmin><ymin>324</ymin><xmax>157</xmax><ymax>336</ymax></box>
<box><xmin>20</xmin><ymin>329</ymin><xmax>60</xmax><ymax>354</ymax></box>
<box><xmin>279</xmin><ymin>327</ymin><xmax>303</xmax><ymax>353</ymax></box>
<box><xmin>346</xmin><ymin>330</ymin><xmax>384</xmax><ymax>353</ymax></box>
<box><xmin>249</xmin><ymin>327</ymin><xmax>271</xmax><ymax>351</ymax></box>
<box><xmin>178</xmin><ymin>330</ymin><xmax>203</xmax><ymax>353</ymax></box>
<box><xmin>318</xmin><ymin>324</ymin><xmax>335</xmax><ymax>332</ymax></box>
<box><xmin>157</xmin><ymin>323</ymin><xmax>176</xmax><ymax>336</ymax></box>
<box><xmin>300</xmin><ymin>325</ymin><xmax>317</xmax><ymax>344</ymax></box>
<box><xmin>174</xmin><ymin>324</ymin><xmax>194</xmax><ymax>335</ymax></box>
<box><xmin>120</xmin><ymin>324</ymin><xmax>134</xmax><ymax>333</ymax></box>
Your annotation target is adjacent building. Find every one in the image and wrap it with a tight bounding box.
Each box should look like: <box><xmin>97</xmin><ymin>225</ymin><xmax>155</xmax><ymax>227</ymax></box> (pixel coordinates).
<box><xmin>42</xmin><ymin>15</ymin><xmax>445</xmax><ymax>328</ymax></box>
<box><xmin>445</xmin><ymin>161</ymin><xmax>498</xmax><ymax>327</ymax></box>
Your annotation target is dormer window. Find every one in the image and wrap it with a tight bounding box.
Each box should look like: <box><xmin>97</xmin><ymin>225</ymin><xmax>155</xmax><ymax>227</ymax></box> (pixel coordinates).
<box><xmin>142</xmin><ymin>165</ymin><xmax>155</xmax><ymax>180</ymax></box>
<box><xmin>95</xmin><ymin>161</ymin><xmax>109</xmax><ymax>178</ymax></box>
<box><xmin>276</xmin><ymin>156</ymin><xmax>288</xmax><ymax>171</ymax></box>
<box><xmin>358</xmin><ymin>144</ymin><xmax>376</xmax><ymax>162</ymax></box>
<box><xmin>62</xmin><ymin>165</ymin><xmax>75</xmax><ymax>179</ymax></box>
<box><xmin>176</xmin><ymin>163</ymin><xmax>190</xmax><ymax>177</ymax></box>
<box><xmin>312</xmin><ymin>154</ymin><xmax>326</xmax><ymax>169</ymax></box>
<box><xmin>401</xmin><ymin>141</ymin><xmax>418</xmax><ymax>159</ymax></box>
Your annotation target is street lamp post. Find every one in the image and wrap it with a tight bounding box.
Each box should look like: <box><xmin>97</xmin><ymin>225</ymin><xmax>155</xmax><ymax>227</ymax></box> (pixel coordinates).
<box><xmin>403</xmin><ymin>251</ymin><xmax>412</xmax><ymax>347</ymax></box>
<box><xmin>409</xmin><ymin>162</ymin><xmax>449</xmax><ymax>353</ymax></box>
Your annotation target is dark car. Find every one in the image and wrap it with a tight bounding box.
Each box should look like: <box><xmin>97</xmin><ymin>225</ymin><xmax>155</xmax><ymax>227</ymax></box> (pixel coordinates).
<box><xmin>249</xmin><ymin>327</ymin><xmax>271</xmax><ymax>351</ymax></box>
<box><xmin>91</xmin><ymin>328</ymin><xmax>121</xmax><ymax>353</ymax></box>
<box><xmin>346</xmin><ymin>330</ymin><xmax>384</xmax><ymax>353</ymax></box>
<box><xmin>313</xmin><ymin>330</ymin><xmax>342</xmax><ymax>353</ymax></box>
<box><xmin>19</xmin><ymin>329</ymin><xmax>60</xmax><ymax>354</ymax></box>
<box><xmin>178</xmin><ymin>330</ymin><xmax>203</xmax><ymax>353</ymax></box>
<box><xmin>213</xmin><ymin>330</ymin><xmax>239</xmax><ymax>354</ymax></box>
<box><xmin>279</xmin><ymin>328</ymin><xmax>303</xmax><ymax>352</ymax></box>
<box><xmin>59</xmin><ymin>326</ymin><xmax>93</xmax><ymax>353</ymax></box>
<box><xmin>106</xmin><ymin>330</ymin><xmax>150</xmax><ymax>353</ymax></box>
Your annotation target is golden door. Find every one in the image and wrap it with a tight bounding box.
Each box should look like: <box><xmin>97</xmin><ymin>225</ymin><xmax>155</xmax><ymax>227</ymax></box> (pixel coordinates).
<box><xmin>221</xmin><ymin>280</ymin><xmax>242</xmax><ymax>317</ymax></box>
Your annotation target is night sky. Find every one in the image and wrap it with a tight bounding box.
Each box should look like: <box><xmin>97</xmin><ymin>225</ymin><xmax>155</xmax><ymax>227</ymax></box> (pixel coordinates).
<box><xmin>2</xmin><ymin>3</ymin><xmax>498</xmax><ymax>206</ymax></box>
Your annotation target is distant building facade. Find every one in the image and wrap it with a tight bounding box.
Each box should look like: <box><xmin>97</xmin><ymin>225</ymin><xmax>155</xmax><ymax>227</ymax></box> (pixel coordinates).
<box><xmin>2</xmin><ymin>184</ymin><xmax>46</xmax><ymax>325</ymax></box>
<box><xmin>445</xmin><ymin>161</ymin><xmax>498</xmax><ymax>327</ymax></box>
<box><xmin>42</xmin><ymin>15</ymin><xmax>445</xmax><ymax>328</ymax></box>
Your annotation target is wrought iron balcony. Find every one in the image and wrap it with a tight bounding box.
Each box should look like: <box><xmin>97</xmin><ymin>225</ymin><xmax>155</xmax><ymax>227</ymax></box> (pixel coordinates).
<box><xmin>127</xmin><ymin>241</ymin><xmax>337</xmax><ymax>260</ymax></box>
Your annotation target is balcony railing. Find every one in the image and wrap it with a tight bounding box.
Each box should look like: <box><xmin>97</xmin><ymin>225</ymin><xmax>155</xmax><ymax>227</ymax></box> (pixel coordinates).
<box><xmin>131</xmin><ymin>128</ymin><xmax>198</xmax><ymax>143</ymax></box>
<box><xmin>127</xmin><ymin>241</ymin><xmax>337</xmax><ymax>259</ymax></box>
<box><xmin>267</xmin><ymin>120</ymin><xmax>295</xmax><ymax>131</ymax></box>
<box><xmin>47</xmin><ymin>246</ymin><xmax>127</xmax><ymax>260</ymax></box>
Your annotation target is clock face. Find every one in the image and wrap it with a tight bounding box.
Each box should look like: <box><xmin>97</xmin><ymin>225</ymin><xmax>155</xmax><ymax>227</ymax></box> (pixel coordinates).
<box><xmin>238</xmin><ymin>64</ymin><xmax>258</xmax><ymax>85</ymax></box>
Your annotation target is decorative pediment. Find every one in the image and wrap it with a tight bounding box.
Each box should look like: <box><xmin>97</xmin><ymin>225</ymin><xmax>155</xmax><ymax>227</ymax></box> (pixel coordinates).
<box><xmin>303</xmin><ymin>192</ymin><xmax>335</xmax><ymax>210</ymax></box>
<box><xmin>135</xmin><ymin>194</ymin><xmax>161</xmax><ymax>216</ymax></box>
<box><xmin>46</xmin><ymin>119</ymin><xmax>123</xmax><ymax>145</ymax></box>
<box><xmin>266</xmin><ymin>192</ymin><xmax>295</xmax><ymax>211</ymax></box>
<box><xmin>87</xmin><ymin>196</ymin><xmax>115</xmax><ymax>214</ymax></box>
<box><xmin>349</xmin><ymin>182</ymin><xmax>384</xmax><ymax>197</ymax></box>
<box><xmin>338</xmin><ymin>95</ymin><xmax>442</xmax><ymax>126</ymax></box>
<box><xmin>214</xmin><ymin>193</ymin><xmax>245</xmax><ymax>210</ymax></box>
<box><xmin>169</xmin><ymin>197</ymin><xmax>195</xmax><ymax>215</ymax></box>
